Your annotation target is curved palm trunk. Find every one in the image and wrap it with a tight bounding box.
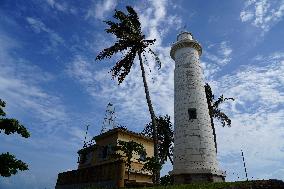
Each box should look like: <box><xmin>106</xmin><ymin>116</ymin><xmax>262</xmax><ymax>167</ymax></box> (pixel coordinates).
<box><xmin>210</xmin><ymin>116</ymin><xmax>217</xmax><ymax>154</ymax></box>
<box><xmin>205</xmin><ymin>85</ymin><xmax>218</xmax><ymax>154</ymax></box>
<box><xmin>138</xmin><ymin>52</ymin><xmax>159</xmax><ymax>184</ymax></box>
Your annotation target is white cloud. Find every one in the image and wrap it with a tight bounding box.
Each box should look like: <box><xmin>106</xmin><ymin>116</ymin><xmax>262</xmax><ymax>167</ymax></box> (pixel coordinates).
<box><xmin>201</xmin><ymin>60</ymin><xmax>221</xmax><ymax>80</ymax></box>
<box><xmin>26</xmin><ymin>17</ymin><xmax>48</xmax><ymax>33</ymax></box>
<box><xmin>203</xmin><ymin>41</ymin><xmax>233</xmax><ymax>71</ymax></box>
<box><xmin>0</xmin><ymin>30</ymin><xmax>86</xmax><ymax>150</ymax></box>
<box><xmin>240</xmin><ymin>0</ymin><xmax>284</xmax><ymax>33</ymax></box>
<box><xmin>138</xmin><ymin>0</ymin><xmax>182</xmax><ymax>46</ymax></box>
<box><xmin>45</xmin><ymin>0</ymin><xmax>77</xmax><ymax>14</ymax></box>
<box><xmin>26</xmin><ymin>17</ymin><xmax>64</xmax><ymax>49</ymax></box>
<box><xmin>0</xmin><ymin>31</ymin><xmax>88</xmax><ymax>189</ymax></box>
<box><xmin>86</xmin><ymin>0</ymin><xmax>117</xmax><ymax>20</ymax></box>
<box><xmin>220</xmin><ymin>41</ymin><xmax>233</xmax><ymax>57</ymax></box>
<box><xmin>213</xmin><ymin>52</ymin><xmax>284</xmax><ymax>181</ymax></box>
<box><xmin>0</xmin><ymin>33</ymin><xmax>61</xmax><ymax>129</ymax></box>
<box><xmin>66</xmin><ymin>56</ymin><xmax>156</xmax><ymax>129</ymax></box>
<box><xmin>240</xmin><ymin>11</ymin><xmax>254</xmax><ymax>22</ymax></box>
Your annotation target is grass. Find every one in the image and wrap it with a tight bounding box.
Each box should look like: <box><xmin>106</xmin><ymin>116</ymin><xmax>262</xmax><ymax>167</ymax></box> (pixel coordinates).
<box><xmin>149</xmin><ymin>181</ymin><xmax>253</xmax><ymax>189</ymax></box>
<box><xmin>141</xmin><ymin>181</ymin><xmax>254</xmax><ymax>189</ymax></box>
<box><xmin>86</xmin><ymin>180</ymin><xmax>258</xmax><ymax>189</ymax></box>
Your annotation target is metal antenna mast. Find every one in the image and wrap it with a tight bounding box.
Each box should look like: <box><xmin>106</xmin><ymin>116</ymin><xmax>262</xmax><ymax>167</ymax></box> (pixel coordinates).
<box><xmin>83</xmin><ymin>124</ymin><xmax>89</xmax><ymax>148</ymax></box>
<box><xmin>241</xmin><ymin>149</ymin><xmax>249</xmax><ymax>181</ymax></box>
<box><xmin>101</xmin><ymin>103</ymin><xmax>117</xmax><ymax>134</ymax></box>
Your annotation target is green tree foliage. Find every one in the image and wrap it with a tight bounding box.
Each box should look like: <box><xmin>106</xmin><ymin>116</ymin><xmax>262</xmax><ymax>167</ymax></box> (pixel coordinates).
<box><xmin>204</xmin><ymin>83</ymin><xmax>234</xmax><ymax>153</ymax></box>
<box><xmin>0</xmin><ymin>99</ymin><xmax>5</xmax><ymax>116</ymax></box>
<box><xmin>0</xmin><ymin>99</ymin><xmax>30</xmax><ymax>177</ymax></box>
<box><xmin>142</xmin><ymin>157</ymin><xmax>162</xmax><ymax>183</ymax></box>
<box><xmin>0</xmin><ymin>153</ymin><xmax>29</xmax><ymax>177</ymax></box>
<box><xmin>160</xmin><ymin>174</ymin><xmax>173</xmax><ymax>186</ymax></box>
<box><xmin>0</xmin><ymin>118</ymin><xmax>30</xmax><ymax>138</ymax></box>
<box><xmin>113</xmin><ymin>140</ymin><xmax>145</xmax><ymax>180</ymax></box>
<box><xmin>96</xmin><ymin>6</ymin><xmax>161</xmax><ymax>183</ymax></box>
<box><xmin>142</xmin><ymin>115</ymin><xmax>174</xmax><ymax>165</ymax></box>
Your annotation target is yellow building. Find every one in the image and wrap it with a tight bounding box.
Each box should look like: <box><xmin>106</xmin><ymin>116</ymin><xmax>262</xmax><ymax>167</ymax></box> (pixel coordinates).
<box><xmin>55</xmin><ymin>127</ymin><xmax>154</xmax><ymax>189</ymax></box>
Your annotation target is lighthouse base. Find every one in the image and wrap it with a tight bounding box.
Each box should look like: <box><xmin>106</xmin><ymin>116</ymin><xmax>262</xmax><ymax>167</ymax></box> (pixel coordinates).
<box><xmin>173</xmin><ymin>173</ymin><xmax>225</xmax><ymax>184</ymax></box>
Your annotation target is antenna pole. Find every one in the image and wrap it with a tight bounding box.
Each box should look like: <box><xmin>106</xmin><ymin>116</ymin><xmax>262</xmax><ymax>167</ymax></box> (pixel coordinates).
<box><xmin>83</xmin><ymin>124</ymin><xmax>89</xmax><ymax>147</ymax></box>
<box><xmin>241</xmin><ymin>149</ymin><xmax>248</xmax><ymax>181</ymax></box>
<box><xmin>101</xmin><ymin>102</ymin><xmax>117</xmax><ymax>133</ymax></box>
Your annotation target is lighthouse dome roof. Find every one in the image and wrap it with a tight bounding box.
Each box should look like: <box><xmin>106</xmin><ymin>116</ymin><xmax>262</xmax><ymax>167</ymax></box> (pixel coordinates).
<box><xmin>171</xmin><ymin>31</ymin><xmax>202</xmax><ymax>59</ymax></box>
<box><xmin>177</xmin><ymin>31</ymin><xmax>193</xmax><ymax>41</ymax></box>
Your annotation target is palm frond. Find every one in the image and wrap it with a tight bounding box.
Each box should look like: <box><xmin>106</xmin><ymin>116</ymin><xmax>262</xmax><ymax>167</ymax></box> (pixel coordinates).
<box><xmin>104</xmin><ymin>20</ymin><xmax>118</xmax><ymax>28</ymax></box>
<box><xmin>148</xmin><ymin>48</ymin><xmax>161</xmax><ymax>69</ymax></box>
<box><xmin>213</xmin><ymin>109</ymin><xmax>232</xmax><ymax>127</ymax></box>
<box><xmin>113</xmin><ymin>9</ymin><xmax>141</xmax><ymax>38</ymax></box>
<box><xmin>104</xmin><ymin>17</ymin><xmax>137</xmax><ymax>41</ymax></box>
<box><xmin>144</xmin><ymin>39</ymin><xmax>156</xmax><ymax>47</ymax></box>
<box><xmin>114</xmin><ymin>10</ymin><xmax>128</xmax><ymax>22</ymax></box>
<box><xmin>96</xmin><ymin>40</ymin><xmax>131</xmax><ymax>60</ymax></box>
<box><xmin>126</xmin><ymin>6</ymin><xmax>141</xmax><ymax>32</ymax></box>
<box><xmin>110</xmin><ymin>47</ymin><xmax>136</xmax><ymax>84</ymax></box>
<box><xmin>106</xmin><ymin>22</ymin><xmax>140</xmax><ymax>43</ymax></box>
<box><xmin>213</xmin><ymin>95</ymin><xmax>235</xmax><ymax>109</ymax></box>
<box><xmin>126</xmin><ymin>6</ymin><xmax>139</xmax><ymax>21</ymax></box>
<box><xmin>104</xmin><ymin>21</ymin><xmax>127</xmax><ymax>38</ymax></box>
<box><xmin>105</xmin><ymin>24</ymin><xmax>130</xmax><ymax>39</ymax></box>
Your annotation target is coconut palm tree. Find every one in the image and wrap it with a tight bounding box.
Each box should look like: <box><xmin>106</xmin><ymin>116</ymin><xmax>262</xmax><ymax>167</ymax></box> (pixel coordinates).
<box><xmin>96</xmin><ymin>6</ymin><xmax>161</xmax><ymax>183</ymax></box>
<box><xmin>204</xmin><ymin>83</ymin><xmax>234</xmax><ymax>153</ymax></box>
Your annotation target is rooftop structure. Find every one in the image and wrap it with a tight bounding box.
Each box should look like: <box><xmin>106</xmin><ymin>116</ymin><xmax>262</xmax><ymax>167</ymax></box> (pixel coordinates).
<box><xmin>55</xmin><ymin>127</ymin><xmax>154</xmax><ymax>189</ymax></box>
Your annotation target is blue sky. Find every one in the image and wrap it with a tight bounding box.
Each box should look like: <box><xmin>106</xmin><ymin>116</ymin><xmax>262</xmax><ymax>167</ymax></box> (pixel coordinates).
<box><xmin>0</xmin><ymin>0</ymin><xmax>284</xmax><ymax>188</ymax></box>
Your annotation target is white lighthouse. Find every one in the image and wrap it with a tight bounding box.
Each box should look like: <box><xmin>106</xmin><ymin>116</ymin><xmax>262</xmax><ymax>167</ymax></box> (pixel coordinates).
<box><xmin>170</xmin><ymin>31</ymin><xmax>225</xmax><ymax>183</ymax></box>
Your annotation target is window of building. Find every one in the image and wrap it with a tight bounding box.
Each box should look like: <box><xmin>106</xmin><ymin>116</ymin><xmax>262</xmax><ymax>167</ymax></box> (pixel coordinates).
<box><xmin>139</xmin><ymin>150</ymin><xmax>147</xmax><ymax>162</ymax></box>
<box><xmin>107</xmin><ymin>144</ymin><xmax>114</xmax><ymax>155</ymax></box>
<box><xmin>79</xmin><ymin>154</ymin><xmax>86</xmax><ymax>163</ymax></box>
<box><xmin>102</xmin><ymin>146</ymin><xmax>108</xmax><ymax>159</ymax></box>
<box><xmin>85</xmin><ymin>152</ymin><xmax>93</xmax><ymax>164</ymax></box>
<box><xmin>188</xmin><ymin>108</ymin><xmax>197</xmax><ymax>119</ymax></box>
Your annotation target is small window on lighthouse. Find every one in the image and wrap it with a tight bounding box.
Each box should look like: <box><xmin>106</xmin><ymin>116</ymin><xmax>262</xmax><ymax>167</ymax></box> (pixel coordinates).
<box><xmin>188</xmin><ymin>108</ymin><xmax>197</xmax><ymax>119</ymax></box>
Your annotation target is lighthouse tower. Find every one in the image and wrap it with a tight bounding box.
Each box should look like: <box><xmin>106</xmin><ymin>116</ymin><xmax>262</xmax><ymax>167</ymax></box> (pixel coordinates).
<box><xmin>170</xmin><ymin>31</ymin><xmax>225</xmax><ymax>183</ymax></box>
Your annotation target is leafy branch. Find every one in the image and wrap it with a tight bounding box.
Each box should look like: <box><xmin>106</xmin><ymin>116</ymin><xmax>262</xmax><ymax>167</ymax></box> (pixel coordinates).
<box><xmin>113</xmin><ymin>140</ymin><xmax>145</xmax><ymax>181</ymax></box>
<box><xmin>0</xmin><ymin>99</ymin><xmax>30</xmax><ymax>177</ymax></box>
<box><xmin>141</xmin><ymin>115</ymin><xmax>174</xmax><ymax>165</ymax></box>
<box><xmin>0</xmin><ymin>153</ymin><xmax>28</xmax><ymax>177</ymax></box>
